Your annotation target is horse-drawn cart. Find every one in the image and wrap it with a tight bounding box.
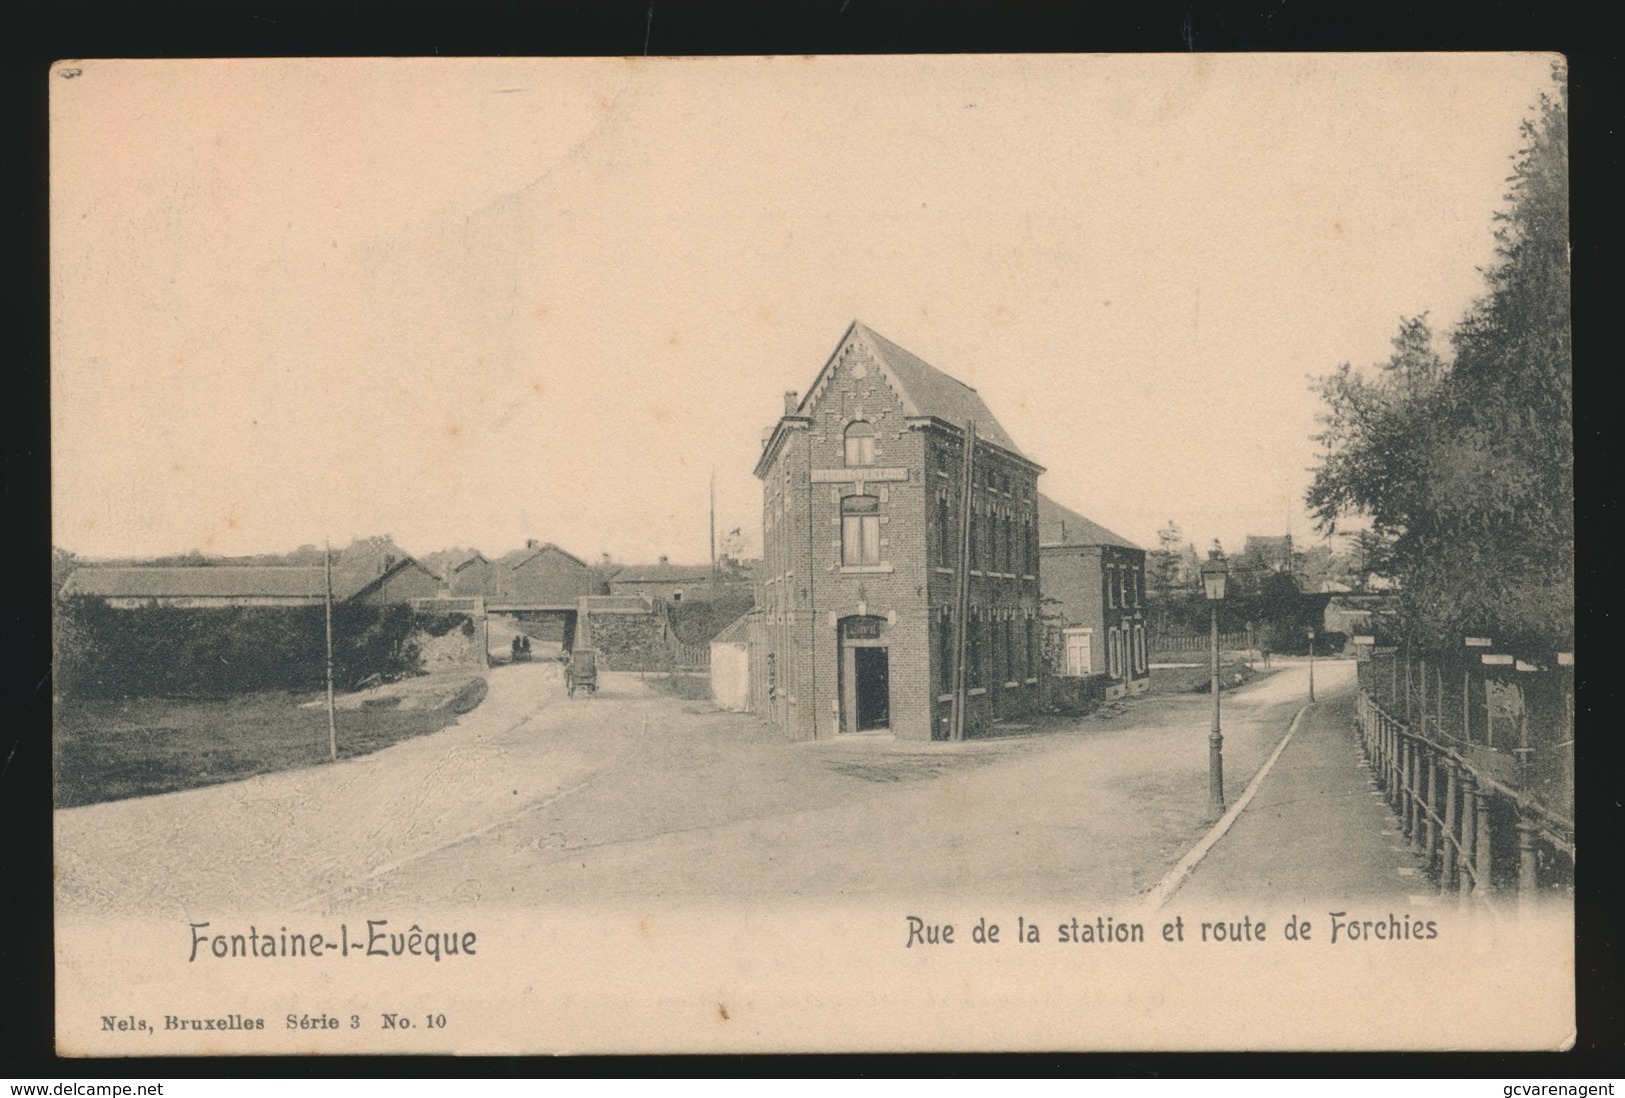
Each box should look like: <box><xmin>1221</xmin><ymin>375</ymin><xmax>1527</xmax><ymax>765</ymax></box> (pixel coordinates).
<box><xmin>565</xmin><ymin>648</ymin><xmax>598</xmax><ymax>698</ymax></box>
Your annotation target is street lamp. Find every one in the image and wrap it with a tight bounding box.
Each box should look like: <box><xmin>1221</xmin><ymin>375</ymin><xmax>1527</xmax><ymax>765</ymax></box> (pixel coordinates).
<box><xmin>1306</xmin><ymin>625</ymin><xmax>1317</xmax><ymax>703</ymax></box>
<box><xmin>1201</xmin><ymin>553</ymin><xmax>1229</xmax><ymax>818</ymax></box>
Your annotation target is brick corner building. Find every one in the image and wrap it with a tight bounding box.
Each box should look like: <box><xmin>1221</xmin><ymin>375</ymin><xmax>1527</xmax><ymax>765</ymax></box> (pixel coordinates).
<box><xmin>753</xmin><ymin>320</ymin><xmax>1045</xmax><ymax>741</ymax></box>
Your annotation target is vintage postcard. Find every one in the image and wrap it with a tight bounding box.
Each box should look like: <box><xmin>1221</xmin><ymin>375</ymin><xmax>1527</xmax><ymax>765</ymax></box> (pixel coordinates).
<box><xmin>51</xmin><ymin>54</ymin><xmax>1574</xmax><ymax>1054</ymax></box>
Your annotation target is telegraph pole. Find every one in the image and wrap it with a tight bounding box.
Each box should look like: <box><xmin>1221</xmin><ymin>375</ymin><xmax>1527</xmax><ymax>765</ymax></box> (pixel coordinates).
<box><xmin>950</xmin><ymin>420</ymin><xmax>977</xmax><ymax>742</ymax></box>
<box><xmin>709</xmin><ymin>469</ymin><xmax>718</xmax><ymax>583</ymax></box>
<box><xmin>324</xmin><ymin>540</ymin><xmax>337</xmax><ymax>762</ymax></box>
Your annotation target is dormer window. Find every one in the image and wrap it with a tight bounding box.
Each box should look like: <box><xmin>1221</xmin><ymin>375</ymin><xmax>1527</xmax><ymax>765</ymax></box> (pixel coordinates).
<box><xmin>844</xmin><ymin>420</ymin><xmax>876</xmax><ymax>466</ymax></box>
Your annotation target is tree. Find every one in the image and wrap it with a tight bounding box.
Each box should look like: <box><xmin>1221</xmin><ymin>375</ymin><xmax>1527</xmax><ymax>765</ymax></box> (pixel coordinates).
<box><xmin>1307</xmin><ymin>75</ymin><xmax>1570</xmax><ymax>657</ymax></box>
<box><xmin>1148</xmin><ymin>520</ymin><xmax>1184</xmax><ymax>599</ymax></box>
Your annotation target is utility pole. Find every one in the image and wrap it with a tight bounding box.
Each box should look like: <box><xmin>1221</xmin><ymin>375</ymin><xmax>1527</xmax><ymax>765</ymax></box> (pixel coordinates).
<box><xmin>709</xmin><ymin>469</ymin><xmax>718</xmax><ymax>584</ymax></box>
<box><xmin>324</xmin><ymin>540</ymin><xmax>337</xmax><ymax>762</ymax></box>
<box><xmin>950</xmin><ymin>421</ymin><xmax>977</xmax><ymax>742</ymax></box>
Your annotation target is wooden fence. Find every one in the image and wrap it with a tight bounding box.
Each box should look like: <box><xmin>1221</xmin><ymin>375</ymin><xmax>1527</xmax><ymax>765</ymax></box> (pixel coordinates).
<box><xmin>1149</xmin><ymin>632</ymin><xmax>1251</xmax><ymax>656</ymax></box>
<box><xmin>668</xmin><ymin>633</ymin><xmax>711</xmax><ymax>671</ymax></box>
<box><xmin>1354</xmin><ymin>662</ymin><xmax>1573</xmax><ymax>905</ymax></box>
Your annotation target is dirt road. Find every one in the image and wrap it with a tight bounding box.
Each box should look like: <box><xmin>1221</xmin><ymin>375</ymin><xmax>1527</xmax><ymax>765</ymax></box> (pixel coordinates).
<box><xmin>55</xmin><ymin>659</ymin><xmax>1351</xmax><ymax>916</ymax></box>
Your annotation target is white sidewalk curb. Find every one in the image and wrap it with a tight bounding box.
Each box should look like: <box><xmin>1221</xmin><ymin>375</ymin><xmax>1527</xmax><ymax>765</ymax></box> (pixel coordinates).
<box><xmin>1137</xmin><ymin>701</ymin><xmax>1313</xmax><ymax>916</ymax></box>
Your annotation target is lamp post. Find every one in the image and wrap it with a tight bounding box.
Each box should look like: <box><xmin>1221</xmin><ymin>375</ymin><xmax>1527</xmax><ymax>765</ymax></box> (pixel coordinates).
<box><xmin>1306</xmin><ymin>624</ymin><xmax>1317</xmax><ymax>703</ymax></box>
<box><xmin>1201</xmin><ymin>553</ymin><xmax>1229</xmax><ymax>819</ymax></box>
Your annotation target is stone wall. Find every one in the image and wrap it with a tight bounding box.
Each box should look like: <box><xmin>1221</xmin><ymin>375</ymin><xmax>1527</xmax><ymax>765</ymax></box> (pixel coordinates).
<box><xmin>586</xmin><ymin>611</ymin><xmax>672</xmax><ymax>671</ymax></box>
<box><xmin>415</xmin><ymin>619</ymin><xmax>488</xmax><ymax>673</ymax></box>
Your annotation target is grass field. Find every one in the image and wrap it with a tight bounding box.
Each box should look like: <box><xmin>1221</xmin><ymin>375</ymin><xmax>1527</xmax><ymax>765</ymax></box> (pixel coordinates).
<box><xmin>54</xmin><ymin>689</ymin><xmax>462</xmax><ymax>808</ymax></box>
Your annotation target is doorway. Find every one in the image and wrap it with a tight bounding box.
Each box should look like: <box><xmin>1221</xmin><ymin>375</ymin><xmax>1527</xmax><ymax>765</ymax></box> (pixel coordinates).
<box><xmin>839</xmin><ymin>616</ymin><xmax>890</xmax><ymax>733</ymax></box>
<box><xmin>853</xmin><ymin>646</ymin><xmax>890</xmax><ymax>730</ymax></box>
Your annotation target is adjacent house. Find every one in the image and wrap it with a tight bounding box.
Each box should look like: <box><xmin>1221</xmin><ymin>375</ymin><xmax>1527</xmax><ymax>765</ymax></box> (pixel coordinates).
<box><xmin>1242</xmin><ymin>534</ymin><xmax>1295</xmax><ymax>573</ymax></box>
<box><xmin>708</xmin><ymin>610</ymin><xmax>760</xmax><ymax>712</ymax></box>
<box><xmin>489</xmin><ymin>540</ymin><xmax>599</xmax><ymax>606</ymax></box>
<box><xmin>753</xmin><ymin>320</ymin><xmax>1045</xmax><ymax>742</ymax></box>
<box><xmin>58</xmin><ymin>565</ymin><xmax>331</xmax><ymax>609</ymax></box>
<box><xmin>607</xmin><ymin>558</ymin><xmax>716</xmax><ymax>604</ymax></box>
<box><xmin>447</xmin><ymin>551</ymin><xmax>495</xmax><ymax>597</ymax></box>
<box><xmin>1037</xmin><ymin>494</ymin><xmax>1149</xmax><ymax>699</ymax></box>
<box><xmin>59</xmin><ymin>554</ymin><xmax>443</xmax><ymax>609</ymax></box>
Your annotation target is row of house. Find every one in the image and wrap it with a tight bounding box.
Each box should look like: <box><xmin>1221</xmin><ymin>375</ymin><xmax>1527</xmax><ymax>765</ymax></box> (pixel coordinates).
<box><xmin>61</xmin><ymin>540</ymin><xmax>725</xmax><ymax>619</ymax></box>
<box><xmin>59</xmin><ymin>555</ymin><xmax>448</xmax><ymax>609</ymax></box>
<box><xmin>718</xmin><ymin>320</ymin><xmax>1147</xmax><ymax>742</ymax></box>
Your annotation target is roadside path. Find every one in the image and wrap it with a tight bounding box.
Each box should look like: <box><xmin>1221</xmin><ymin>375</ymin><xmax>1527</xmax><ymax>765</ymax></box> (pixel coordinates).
<box><xmin>1167</xmin><ymin>687</ymin><xmax>1430</xmax><ymax>908</ymax></box>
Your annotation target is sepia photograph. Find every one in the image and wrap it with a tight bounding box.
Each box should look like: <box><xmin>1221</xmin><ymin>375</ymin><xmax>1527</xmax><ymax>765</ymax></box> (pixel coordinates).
<box><xmin>50</xmin><ymin>53</ymin><xmax>1573</xmax><ymax>1054</ymax></box>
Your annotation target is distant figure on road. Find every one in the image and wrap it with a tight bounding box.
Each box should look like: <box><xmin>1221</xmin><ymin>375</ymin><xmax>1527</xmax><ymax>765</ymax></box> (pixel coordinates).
<box><xmin>511</xmin><ymin>635</ymin><xmax>523</xmax><ymax>661</ymax></box>
<box><xmin>521</xmin><ymin>635</ymin><xmax>531</xmax><ymax>657</ymax></box>
<box><xmin>1259</xmin><ymin>644</ymin><xmax>1272</xmax><ymax>670</ymax></box>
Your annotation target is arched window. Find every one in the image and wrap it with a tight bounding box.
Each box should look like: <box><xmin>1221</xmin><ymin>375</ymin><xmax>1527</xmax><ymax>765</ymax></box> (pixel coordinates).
<box><xmin>844</xmin><ymin>420</ymin><xmax>875</xmax><ymax>466</ymax></box>
<box><xmin>841</xmin><ymin>494</ymin><xmax>881</xmax><ymax>566</ymax></box>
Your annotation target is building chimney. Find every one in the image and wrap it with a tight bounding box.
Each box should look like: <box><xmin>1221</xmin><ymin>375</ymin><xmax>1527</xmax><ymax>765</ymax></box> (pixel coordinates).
<box><xmin>659</xmin><ymin>554</ymin><xmax>669</xmax><ymax>564</ymax></box>
<box><xmin>784</xmin><ymin>391</ymin><xmax>799</xmax><ymax>415</ymax></box>
<box><xmin>527</xmin><ymin>538</ymin><xmax>540</xmax><ymax>549</ymax></box>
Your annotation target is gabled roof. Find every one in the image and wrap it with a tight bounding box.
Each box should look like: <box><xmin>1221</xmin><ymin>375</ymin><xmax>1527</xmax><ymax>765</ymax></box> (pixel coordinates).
<box><xmin>452</xmin><ymin>551</ymin><xmax>490</xmax><ymax>571</ymax></box>
<box><xmin>795</xmin><ymin>320</ymin><xmax>1031</xmax><ymax>460</ymax></box>
<box><xmin>60</xmin><ymin>565</ymin><xmax>327</xmax><ymax>600</ymax></box>
<box><xmin>335</xmin><ymin>556</ymin><xmax>441</xmax><ymax>601</ymax></box>
<box><xmin>498</xmin><ymin>542</ymin><xmax>588</xmax><ymax>570</ymax></box>
<box><xmin>1036</xmin><ymin>494</ymin><xmax>1141</xmax><ymax>550</ymax></box>
<box><xmin>60</xmin><ymin>557</ymin><xmax>442</xmax><ymax>602</ymax></box>
<box><xmin>712</xmin><ymin>610</ymin><xmax>759</xmax><ymax>645</ymax></box>
<box><xmin>611</xmin><ymin>562</ymin><xmax>714</xmax><ymax>583</ymax></box>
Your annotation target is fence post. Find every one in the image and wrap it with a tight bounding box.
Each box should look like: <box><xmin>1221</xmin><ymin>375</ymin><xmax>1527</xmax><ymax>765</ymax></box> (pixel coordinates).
<box><xmin>1406</xmin><ymin>737</ymin><xmax>1423</xmax><ymax>847</ymax></box>
<box><xmin>1391</xmin><ymin>721</ymin><xmax>1405</xmax><ymax>814</ymax></box>
<box><xmin>1517</xmin><ymin>816</ymin><xmax>1538</xmax><ymax>910</ymax></box>
<box><xmin>1473</xmin><ymin>787</ymin><xmax>1494</xmax><ymax>896</ymax></box>
<box><xmin>1442</xmin><ymin>759</ymin><xmax>1460</xmax><ymax>892</ymax></box>
<box><xmin>1412</xmin><ymin>740</ymin><xmax>1427</xmax><ymax>853</ymax></box>
<box><xmin>1403</xmin><ymin>647</ymin><xmax>1412</xmax><ymax>721</ymax></box>
<box><xmin>1457</xmin><ymin>772</ymin><xmax>1477</xmax><ymax>902</ymax></box>
<box><xmin>1394</xmin><ymin>733</ymin><xmax>1408</xmax><ymax>829</ymax></box>
<box><xmin>1423</xmin><ymin>747</ymin><xmax>1439</xmax><ymax>875</ymax></box>
<box><xmin>1436</xmin><ymin>661</ymin><xmax>1445</xmax><ymax>742</ymax></box>
<box><xmin>1462</xmin><ymin>666</ymin><xmax>1472</xmax><ymax>744</ymax></box>
<box><xmin>1419</xmin><ymin>657</ymin><xmax>1429</xmax><ymax>736</ymax></box>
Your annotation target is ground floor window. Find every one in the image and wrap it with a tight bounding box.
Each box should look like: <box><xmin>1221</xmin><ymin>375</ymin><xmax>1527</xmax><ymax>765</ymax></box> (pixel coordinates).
<box><xmin>1108</xmin><ymin>628</ymin><xmax>1123</xmax><ymax>679</ymax></box>
<box><xmin>1063</xmin><ymin>628</ymin><xmax>1093</xmax><ymax>678</ymax></box>
<box><xmin>1133</xmin><ymin>624</ymin><xmax>1147</xmax><ymax>675</ymax></box>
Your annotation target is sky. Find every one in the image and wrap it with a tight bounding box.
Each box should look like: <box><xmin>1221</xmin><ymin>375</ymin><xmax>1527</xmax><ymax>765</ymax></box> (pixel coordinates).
<box><xmin>51</xmin><ymin>54</ymin><xmax>1561</xmax><ymax>565</ymax></box>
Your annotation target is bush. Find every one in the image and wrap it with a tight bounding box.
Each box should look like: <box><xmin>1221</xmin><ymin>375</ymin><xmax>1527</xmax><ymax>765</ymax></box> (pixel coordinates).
<box><xmin>666</xmin><ymin>589</ymin><xmax>755</xmax><ymax>646</ymax></box>
<box><xmin>53</xmin><ymin>597</ymin><xmax>475</xmax><ymax>699</ymax></box>
<box><xmin>448</xmin><ymin>677</ymin><xmax>488</xmax><ymax>714</ymax></box>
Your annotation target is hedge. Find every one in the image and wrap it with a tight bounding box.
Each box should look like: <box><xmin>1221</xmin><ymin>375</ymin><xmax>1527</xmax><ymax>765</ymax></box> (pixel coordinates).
<box><xmin>53</xmin><ymin>596</ymin><xmax>474</xmax><ymax>699</ymax></box>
